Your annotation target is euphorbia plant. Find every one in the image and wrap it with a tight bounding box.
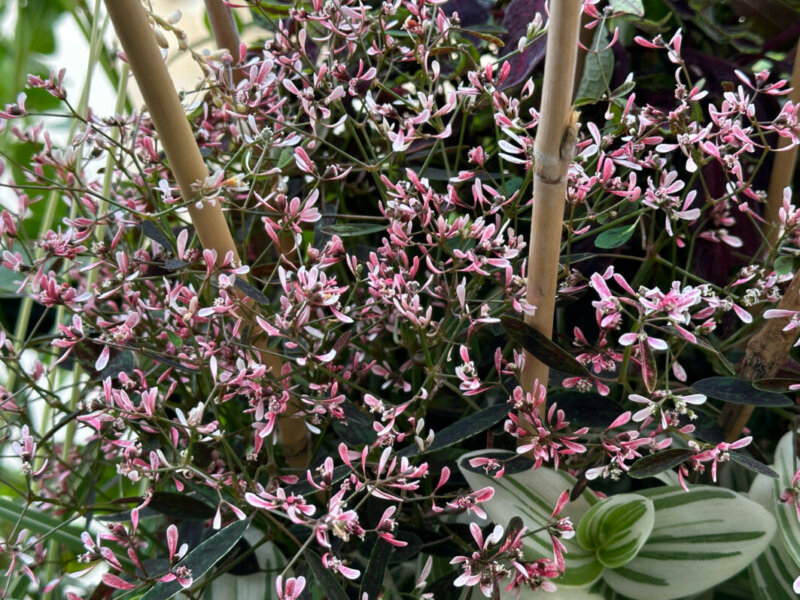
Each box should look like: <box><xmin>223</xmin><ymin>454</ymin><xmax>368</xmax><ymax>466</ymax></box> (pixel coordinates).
<box><xmin>1</xmin><ymin>0</ymin><xmax>800</xmax><ymax>599</ymax></box>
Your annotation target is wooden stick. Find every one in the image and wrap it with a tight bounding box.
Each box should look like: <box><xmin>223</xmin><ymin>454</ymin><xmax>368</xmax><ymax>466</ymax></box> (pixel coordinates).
<box><xmin>765</xmin><ymin>41</ymin><xmax>800</xmax><ymax>249</ymax></box>
<box><xmin>104</xmin><ymin>0</ymin><xmax>309</xmax><ymax>468</ymax></box>
<box><xmin>719</xmin><ymin>272</ymin><xmax>800</xmax><ymax>441</ymax></box>
<box><xmin>520</xmin><ymin>0</ymin><xmax>582</xmax><ymax>423</ymax></box>
<box><xmin>204</xmin><ymin>0</ymin><xmax>243</xmax><ymax>85</ymax></box>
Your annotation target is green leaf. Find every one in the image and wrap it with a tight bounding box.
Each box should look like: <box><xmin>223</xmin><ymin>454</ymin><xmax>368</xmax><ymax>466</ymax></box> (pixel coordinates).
<box><xmin>451</xmin><ymin>26</ymin><xmax>504</xmax><ymax>46</ymax></box>
<box><xmin>769</xmin><ymin>430</ymin><xmax>800</xmax><ymax>567</ymax></box>
<box><xmin>233</xmin><ymin>279</ymin><xmax>269</xmax><ymax>305</ymax></box>
<box><xmin>359</xmin><ymin>539</ymin><xmax>393</xmax><ymax>600</ymax></box>
<box><xmin>501</xmin><ymin>316</ymin><xmax>590</xmax><ymax>378</ymax></box>
<box><xmin>775</xmin><ymin>255</ymin><xmax>794</xmax><ymax>276</ymax></box>
<box><xmin>594</xmin><ymin>223</ymin><xmax>636</xmax><ymax>249</ymax></box>
<box><xmin>575</xmin><ymin>25</ymin><xmax>614</xmax><ymax>103</ymax></box>
<box><xmin>627</xmin><ymin>449</ymin><xmax>695</xmax><ymax>479</ymax></box>
<box><xmin>603</xmin><ymin>486</ymin><xmax>775</xmax><ymax>600</ymax></box>
<box><xmin>333</xmin><ymin>402</ymin><xmax>378</xmax><ymax>446</ymax></box>
<box><xmin>753</xmin><ymin>378</ymin><xmax>799</xmax><ymax>393</ymax></box>
<box><xmin>577</xmin><ymin>494</ymin><xmax>654</xmax><ymax>568</ymax></box>
<box><xmin>140</xmin><ymin>518</ymin><xmax>251</xmax><ymax>600</ymax></box>
<box><xmin>0</xmin><ymin>496</ymin><xmax>86</xmax><ymax>555</ymax></box>
<box><xmin>305</xmin><ymin>549</ymin><xmax>351</xmax><ymax>600</ymax></box>
<box><xmin>458</xmin><ymin>450</ymin><xmax>604</xmax><ymax>589</ymax></box>
<box><xmin>399</xmin><ymin>402</ymin><xmax>509</xmax><ymax>458</ymax></box>
<box><xmin>147</xmin><ymin>492</ymin><xmax>216</xmax><ymax>520</ymax></box>
<box><xmin>609</xmin><ymin>0</ymin><xmax>644</xmax><ymax>16</ymax></box>
<box><xmin>748</xmin><ymin>470</ymin><xmax>800</xmax><ymax>600</ymax></box>
<box><xmin>728</xmin><ymin>451</ymin><xmax>778</xmax><ymax>478</ymax></box>
<box><xmin>141</xmin><ymin>220</ymin><xmax>174</xmax><ymax>252</ymax></box>
<box><xmin>692</xmin><ymin>376</ymin><xmax>792</xmax><ymax>406</ymax></box>
<box><xmin>320</xmin><ymin>223</ymin><xmax>387</xmax><ymax>237</ymax></box>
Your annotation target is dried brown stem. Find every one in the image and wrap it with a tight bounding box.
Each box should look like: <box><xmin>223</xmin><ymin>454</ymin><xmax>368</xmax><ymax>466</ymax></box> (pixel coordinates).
<box><xmin>520</xmin><ymin>0</ymin><xmax>582</xmax><ymax>429</ymax></box>
<box><xmin>104</xmin><ymin>0</ymin><xmax>309</xmax><ymax>468</ymax></box>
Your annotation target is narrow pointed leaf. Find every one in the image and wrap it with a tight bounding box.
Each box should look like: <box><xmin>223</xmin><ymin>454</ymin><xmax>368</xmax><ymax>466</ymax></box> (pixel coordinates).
<box><xmin>234</xmin><ymin>279</ymin><xmax>269</xmax><ymax>305</ymax></box>
<box><xmin>359</xmin><ymin>539</ymin><xmax>393</xmax><ymax>600</ymax></box>
<box><xmin>502</xmin><ymin>316</ymin><xmax>589</xmax><ymax>377</ymax></box>
<box><xmin>140</xmin><ymin>517</ymin><xmax>251</xmax><ymax>600</ymax></box>
<box><xmin>640</xmin><ymin>338</ymin><xmax>657</xmax><ymax>394</ymax></box>
<box><xmin>147</xmin><ymin>492</ymin><xmax>217</xmax><ymax>520</ymax></box>
<box><xmin>305</xmin><ymin>549</ymin><xmax>351</xmax><ymax>600</ymax></box>
<box><xmin>728</xmin><ymin>451</ymin><xmax>778</xmax><ymax>478</ymax></box>
<box><xmin>576</xmin><ymin>494</ymin><xmax>654</xmax><ymax>568</ymax></box>
<box><xmin>320</xmin><ymin>223</ymin><xmax>387</xmax><ymax>237</ymax></box>
<box><xmin>692</xmin><ymin>376</ymin><xmax>792</xmax><ymax>406</ymax></box>
<box><xmin>627</xmin><ymin>449</ymin><xmax>695</xmax><ymax>479</ymax></box>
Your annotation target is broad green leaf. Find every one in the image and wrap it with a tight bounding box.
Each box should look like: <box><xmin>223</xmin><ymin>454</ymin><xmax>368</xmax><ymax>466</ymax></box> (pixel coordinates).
<box><xmin>140</xmin><ymin>517</ymin><xmax>251</xmax><ymax>600</ymax></box>
<box><xmin>147</xmin><ymin>492</ymin><xmax>216</xmax><ymax>520</ymax></box>
<box><xmin>320</xmin><ymin>223</ymin><xmax>387</xmax><ymax>237</ymax></box>
<box><xmin>575</xmin><ymin>25</ymin><xmax>614</xmax><ymax>103</ymax></box>
<box><xmin>502</xmin><ymin>316</ymin><xmax>590</xmax><ymax>378</ymax></box>
<box><xmin>748</xmin><ymin>471</ymin><xmax>799</xmax><ymax>600</ymax></box>
<box><xmin>576</xmin><ymin>494</ymin><xmax>654</xmax><ymax>568</ymax></box>
<box><xmin>459</xmin><ymin>450</ymin><xmax>603</xmax><ymax>589</ymax></box>
<box><xmin>0</xmin><ymin>496</ymin><xmax>86</xmax><ymax>555</ymax></box>
<box><xmin>770</xmin><ymin>429</ymin><xmax>800</xmax><ymax>567</ymax></box>
<box><xmin>609</xmin><ymin>0</ymin><xmax>644</xmax><ymax>16</ymax></box>
<box><xmin>594</xmin><ymin>223</ymin><xmax>636</xmax><ymax>249</ymax></box>
<box><xmin>233</xmin><ymin>279</ymin><xmax>269</xmax><ymax>305</ymax></box>
<box><xmin>627</xmin><ymin>449</ymin><xmax>695</xmax><ymax>479</ymax></box>
<box><xmin>603</xmin><ymin>486</ymin><xmax>775</xmax><ymax>600</ymax></box>
<box><xmin>753</xmin><ymin>378</ymin><xmax>799</xmax><ymax>393</ymax></box>
<box><xmin>692</xmin><ymin>376</ymin><xmax>792</xmax><ymax>407</ymax></box>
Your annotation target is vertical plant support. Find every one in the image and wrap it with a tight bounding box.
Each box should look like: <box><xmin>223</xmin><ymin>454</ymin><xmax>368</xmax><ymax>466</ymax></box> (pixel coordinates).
<box><xmin>103</xmin><ymin>0</ymin><xmax>309</xmax><ymax>467</ymax></box>
<box><xmin>204</xmin><ymin>0</ymin><xmax>243</xmax><ymax>86</ymax></box>
<box><xmin>520</xmin><ymin>0</ymin><xmax>582</xmax><ymax>422</ymax></box>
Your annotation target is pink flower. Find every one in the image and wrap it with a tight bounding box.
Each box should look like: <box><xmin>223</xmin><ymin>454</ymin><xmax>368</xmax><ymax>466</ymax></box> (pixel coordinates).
<box><xmin>276</xmin><ymin>575</ymin><xmax>306</xmax><ymax>600</ymax></box>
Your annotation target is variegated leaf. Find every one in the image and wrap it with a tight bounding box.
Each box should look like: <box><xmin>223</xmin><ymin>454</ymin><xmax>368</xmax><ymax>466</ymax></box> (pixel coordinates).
<box><xmin>576</xmin><ymin>494</ymin><xmax>654</xmax><ymax>568</ymax></box>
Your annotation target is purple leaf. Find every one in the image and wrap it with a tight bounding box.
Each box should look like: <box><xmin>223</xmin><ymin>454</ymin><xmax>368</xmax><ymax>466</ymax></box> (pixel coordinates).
<box><xmin>499</xmin><ymin>0</ymin><xmax>547</xmax><ymax>90</ymax></box>
<box><xmin>441</xmin><ymin>0</ymin><xmax>489</xmax><ymax>28</ymax></box>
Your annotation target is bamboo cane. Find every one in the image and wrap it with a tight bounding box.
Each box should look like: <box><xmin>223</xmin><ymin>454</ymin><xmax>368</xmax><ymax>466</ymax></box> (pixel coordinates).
<box><xmin>104</xmin><ymin>0</ymin><xmax>309</xmax><ymax>468</ymax></box>
<box><xmin>204</xmin><ymin>0</ymin><xmax>243</xmax><ymax>86</ymax></box>
<box><xmin>765</xmin><ymin>41</ymin><xmax>800</xmax><ymax>249</ymax></box>
<box><xmin>520</xmin><ymin>0</ymin><xmax>582</xmax><ymax>427</ymax></box>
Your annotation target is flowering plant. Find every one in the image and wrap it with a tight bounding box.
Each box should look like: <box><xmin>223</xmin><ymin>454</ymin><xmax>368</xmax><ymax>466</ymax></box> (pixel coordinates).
<box><xmin>1</xmin><ymin>0</ymin><xmax>800</xmax><ymax>599</ymax></box>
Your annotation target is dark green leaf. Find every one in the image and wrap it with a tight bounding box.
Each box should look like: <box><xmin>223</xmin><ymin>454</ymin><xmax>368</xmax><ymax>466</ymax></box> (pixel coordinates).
<box><xmin>141</xmin><ymin>221</ymin><xmax>173</xmax><ymax>251</ymax></box>
<box><xmin>333</xmin><ymin>403</ymin><xmax>377</xmax><ymax>446</ymax></box>
<box><xmin>95</xmin><ymin>350</ymin><xmax>136</xmax><ymax>381</ymax></box>
<box><xmin>360</xmin><ymin>539</ymin><xmax>392</xmax><ymax>600</ymax></box>
<box><xmin>289</xmin><ymin>465</ymin><xmax>351</xmax><ymax>496</ymax></box>
<box><xmin>148</xmin><ymin>492</ymin><xmax>216</xmax><ymax>520</ymax></box>
<box><xmin>501</xmin><ymin>316</ymin><xmax>589</xmax><ymax>377</ymax></box>
<box><xmin>549</xmin><ymin>391</ymin><xmax>621</xmax><ymax>428</ymax></box>
<box><xmin>459</xmin><ymin>449</ymin><xmax>534</xmax><ymax>475</ymax></box>
<box><xmin>140</xmin><ymin>518</ymin><xmax>251</xmax><ymax>600</ymax></box>
<box><xmin>594</xmin><ymin>223</ymin><xmax>637</xmax><ymax>249</ymax></box>
<box><xmin>427</xmin><ymin>403</ymin><xmax>508</xmax><ymax>454</ymax></box>
<box><xmin>692</xmin><ymin>377</ymin><xmax>792</xmax><ymax>407</ymax></box>
<box><xmin>233</xmin><ymin>279</ymin><xmax>269</xmax><ymax>305</ymax></box>
<box><xmin>226</xmin><ymin>538</ymin><xmax>261</xmax><ymax>575</ymax></box>
<box><xmin>628</xmin><ymin>449</ymin><xmax>696</xmax><ymax>479</ymax></box>
<box><xmin>729</xmin><ymin>451</ymin><xmax>778</xmax><ymax>478</ymax></box>
<box><xmin>320</xmin><ymin>223</ymin><xmax>387</xmax><ymax>237</ymax></box>
<box><xmin>164</xmin><ymin>258</ymin><xmax>188</xmax><ymax>270</ymax></box>
<box><xmin>753</xmin><ymin>378</ymin><xmax>799</xmax><ymax>393</ymax></box>
<box><xmin>305</xmin><ymin>550</ymin><xmax>352</xmax><ymax>600</ymax></box>
<box><xmin>640</xmin><ymin>337</ymin><xmax>657</xmax><ymax>394</ymax></box>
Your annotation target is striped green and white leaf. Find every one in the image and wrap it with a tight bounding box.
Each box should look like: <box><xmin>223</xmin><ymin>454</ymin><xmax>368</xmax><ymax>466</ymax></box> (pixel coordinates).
<box><xmin>772</xmin><ymin>429</ymin><xmax>800</xmax><ymax>567</ymax></box>
<box><xmin>576</xmin><ymin>494</ymin><xmax>654</xmax><ymax>569</ymax></box>
<box><xmin>459</xmin><ymin>450</ymin><xmax>603</xmax><ymax>589</ymax></box>
<box><xmin>748</xmin><ymin>470</ymin><xmax>799</xmax><ymax>600</ymax></box>
<box><xmin>603</xmin><ymin>486</ymin><xmax>775</xmax><ymax>600</ymax></box>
